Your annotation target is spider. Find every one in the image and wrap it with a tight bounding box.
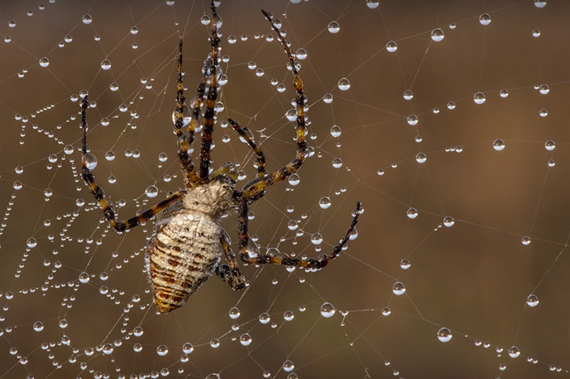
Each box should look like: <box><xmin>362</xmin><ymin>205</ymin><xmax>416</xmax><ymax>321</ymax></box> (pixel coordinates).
<box><xmin>80</xmin><ymin>1</ymin><xmax>362</xmax><ymax>314</ymax></box>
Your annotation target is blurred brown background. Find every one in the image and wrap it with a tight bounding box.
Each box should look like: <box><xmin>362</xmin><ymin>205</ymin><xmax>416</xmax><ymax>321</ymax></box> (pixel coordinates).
<box><xmin>2</xmin><ymin>0</ymin><xmax>570</xmax><ymax>378</ymax></box>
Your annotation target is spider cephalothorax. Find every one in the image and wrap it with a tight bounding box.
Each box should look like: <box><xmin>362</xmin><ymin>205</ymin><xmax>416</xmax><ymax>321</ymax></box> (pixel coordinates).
<box><xmin>81</xmin><ymin>0</ymin><xmax>361</xmax><ymax>313</ymax></box>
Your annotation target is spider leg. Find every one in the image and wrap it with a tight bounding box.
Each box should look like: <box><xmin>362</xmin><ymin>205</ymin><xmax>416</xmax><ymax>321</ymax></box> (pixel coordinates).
<box><xmin>242</xmin><ymin>11</ymin><xmax>308</xmax><ymax>202</ymax></box>
<box><xmin>80</xmin><ymin>97</ymin><xmax>184</xmax><ymax>232</ymax></box>
<box><xmin>199</xmin><ymin>1</ymin><xmax>221</xmax><ymax>184</ymax></box>
<box><xmin>228</xmin><ymin>119</ymin><xmax>266</xmax><ymax>179</ymax></box>
<box><xmin>210</xmin><ymin>162</ymin><xmax>238</xmax><ymax>182</ymax></box>
<box><xmin>238</xmin><ymin>200</ymin><xmax>362</xmax><ymax>269</ymax></box>
<box><xmin>214</xmin><ymin>230</ymin><xmax>248</xmax><ymax>290</ymax></box>
<box><xmin>174</xmin><ymin>39</ymin><xmax>201</xmax><ymax>187</ymax></box>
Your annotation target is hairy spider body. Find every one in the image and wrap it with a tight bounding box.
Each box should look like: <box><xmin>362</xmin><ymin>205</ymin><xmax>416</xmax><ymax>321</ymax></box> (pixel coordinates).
<box><xmin>80</xmin><ymin>1</ymin><xmax>361</xmax><ymax>314</ymax></box>
<box><xmin>147</xmin><ymin>181</ymin><xmax>236</xmax><ymax>313</ymax></box>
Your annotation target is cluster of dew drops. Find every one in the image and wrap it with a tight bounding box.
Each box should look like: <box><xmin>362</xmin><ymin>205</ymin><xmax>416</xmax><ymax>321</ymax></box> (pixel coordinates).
<box><xmin>4</xmin><ymin>0</ymin><xmax>559</xmax><ymax>376</ymax></box>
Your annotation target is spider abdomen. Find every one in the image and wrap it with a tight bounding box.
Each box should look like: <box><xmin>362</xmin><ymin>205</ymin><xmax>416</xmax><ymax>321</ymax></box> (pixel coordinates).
<box><xmin>146</xmin><ymin>211</ymin><xmax>222</xmax><ymax>313</ymax></box>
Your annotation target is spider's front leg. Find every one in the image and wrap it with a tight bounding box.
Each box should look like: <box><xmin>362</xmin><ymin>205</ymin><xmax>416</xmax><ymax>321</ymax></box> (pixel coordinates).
<box><xmin>80</xmin><ymin>97</ymin><xmax>184</xmax><ymax>232</ymax></box>
<box><xmin>241</xmin><ymin>10</ymin><xmax>308</xmax><ymax>203</ymax></box>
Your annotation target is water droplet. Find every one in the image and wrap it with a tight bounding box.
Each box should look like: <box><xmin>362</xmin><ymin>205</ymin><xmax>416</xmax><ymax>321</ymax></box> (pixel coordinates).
<box><xmin>332</xmin><ymin>157</ymin><xmax>343</xmax><ymax>168</ymax></box>
<box><xmin>403</xmin><ymin>89</ymin><xmax>413</xmax><ymax>100</ymax></box>
<box><xmin>320</xmin><ymin>302</ymin><xmax>335</xmax><ymax>318</ymax></box>
<box><xmin>407</xmin><ymin>207</ymin><xmax>418</xmax><ymax>219</ymax></box>
<box><xmin>26</xmin><ymin>237</ymin><xmax>37</xmax><ymax>248</ymax></box>
<box><xmin>366</xmin><ymin>0</ymin><xmax>380</xmax><ymax>9</ymax></box>
<box><xmin>229</xmin><ymin>307</ymin><xmax>240</xmax><ymax>319</ymax></box>
<box><xmin>78</xmin><ymin>272</ymin><xmax>90</xmax><ymax>284</ymax></box>
<box><xmin>407</xmin><ymin>114</ymin><xmax>418</xmax><ymax>126</ymax></box>
<box><xmin>327</xmin><ymin>21</ymin><xmax>340</xmax><ymax>33</ymax></box>
<box><xmin>392</xmin><ymin>281</ymin><xmax>406</xmax><ymax>295</ymax></box>
<box><xmin>259</xmin><ymin>313</ymin><xmax>270</xmax><ymax>324</ymax></box>
<box><xmin>83</xmin><ymin>153</ymin><xmax>97</xmax><ymax>170</ymax></box>
<box><xmin>210</xmin><ymin>339</ymin><xmax>220</xmax><ymax>348</ymax></box>
<box><xmin>58</xmin><ymin>319</ymin><xmax>68</xmax><ymax>329</ymax></box>
<box><xmin>145</xmin><ymin>185</ymin><xmax>158</xmax><ymax>198</ymax></box>
<box><xmin>100</xmin><ymin>59</ymin><xmax>111</xmax><ymax>70</ymax></box>
<box><xmin>386</xmin><ymin>41</ymin><xmax>398</xmax><ymax>52</ymax></box>
<box><xmin>323</xmin><ymin>93</ymin><xmax>333</xmax><ymax>104</ymax></box>
<box><xmin>172</xmin><ymin>104</ymin><xmax>191</xmax><ymax>127</ymax></box>
<box><xmin>310</xmin><ymin>233</ymin><xmax>323</xmax><ymax>245</ymax></box>
<box><xmin>537</xmin><ymin>84</ymin><xmax>549</xmax><ymax>95</ymax></box>
<box><xmin>337</xmin><ymin>78</ymin><xmax>351</xmax><ymax>91</ymax></box>
<box><xmin>288</xmin><ymin>173</ymin><xmax>300</xmax><ymax>186</ymax></box>
<box><xmin>527</xmin><ymin>294</ymin><xmax>539</xmax><ymax>307</ymax></box>
<box><xmin>431</xmin><ymin>28</ymin><xmax>444</xmax><ymax>42</ymax></box>
<box><xmin>82</xmin><ymin>14</ymin><xmax>92</xmax><ymax>24</ymax></box>
<box><xmin>330</xmin><ymin>125</ymin><xmax>342</xmax><ymax>137</ymax></box>
<box><xmin>104</xmin><ymin>151</ymin><xmax>115</xmax><ymax>161</ymax></box>
<box><xmin>539</xmin><ymin>108</ymin><xmax>548</xmax><ymax>117</ymax></box>
<box><xmin>437</xmin><ymin>327</ymin><xmax>452</xmax><ymax>342</ymax></box>
<box><xmin>400</xmin><ymin>259</ymin><xmax>411</xmax><ymax>270</ymax></box>
<box><xmin>499</xmin><ymin>89</ymin><xmax>509</xmax><ymax>98</ymax></box>
<box><xmin>534</xmin><ymin>0</ymin><xmax>547</xmax><ymax>8</ymax></box>
<box><xmin>473</xmin><ymin>92</ymin><xmax>486</xmax><ymax>104</ymax></box>
<box><xmin>156</xmin><ymin>345</ymin><xmax>168</xmax><ymax>356</ymax></box>
<box><xmin>545</xmin><ymin>140</ymin><xmax>555</xmax><ymax>151</ymax></box>
<box><xmin>283</xmin><ymin>310</ymin><xmax>294</xmax><ymax>321</ymax></box>
<box><xmin>287</xmin><ymin>220</ymin><xmax>298</xmax><ymax>230</ymax></box>
<box><xmin>479</xmin><ymin>13</ymin><xmax>491</xmax><ymax>26</ymax></box>
<box><xmin>521</xmin><ymin>236</ymin><xmax>531</xmax><ymax>245</ymax></box>
<box><xmin>33</xmin><ymin>321</ymin><xmax>44</xmax><ymax>332</ymax></box>
<box><xmin>381</xmin><ymin>307</ymin><xmax>391</xmax><ymax>316</ymax></box>
<box><xmin>295</xmin><ymin>48</ymin><xmax>307</xmax><ymax>60</ymax></box>
<box><xmin>282</xmin><ymin>360</ymin><xmax>295</xmax><ymax>372</ymax></box>
<box><xmin>239</xmin><ymin>333</ymin><xmax>252</xmax><ymax>346</ymax></box>
<box><xmin>319</xmin><ymin>197</ymin><xmax>331</xmax><ymax>209</ymax></box>
<box><xmin>64</xmin><ymin>145</ymin><xmax>74</xmax><ymax>155</ymax></box>
<box><xmin>133</xmin><ymin>326</ymin><xmax>144</xmax><ymax>337</ymax></box>
<box><xmin>39</xmin><ymin>57</ymin><xmax>49</xmax><ymax>68</ymax></box>
<box><xmin>415</xmin><ymin>153</ymin><xmax>427</xmax><ymax>164</ymax></box>
<box><xmin>182</xmin><ymin>342</ymin><xmax>194</xmax><ymax>354</ymax></box>
<box><xmin>443</xmin><ymin>216</ymin><xmax>455</xmax><ymax>227</ymax></box>
<box><xmin>532</xmin><ymin>29</ymin><xmax>541</xmax><ymax>37</ymax></box>
<box><xmin>493</xmin><ymin>139</ymin><xmax>505</xmax><ymax>151</ymax></box>
<box><xmin>508</xmin><ymin>346</ymin><xmax>520</xmax><ymax>358</ymax></box>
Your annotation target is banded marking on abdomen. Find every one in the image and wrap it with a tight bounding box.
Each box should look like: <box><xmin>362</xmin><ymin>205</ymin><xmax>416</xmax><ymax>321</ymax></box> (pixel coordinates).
<box><xmin>147</xmin><ymin>212</ymin><xmax>221</xmax><ymax>313</ymax></box>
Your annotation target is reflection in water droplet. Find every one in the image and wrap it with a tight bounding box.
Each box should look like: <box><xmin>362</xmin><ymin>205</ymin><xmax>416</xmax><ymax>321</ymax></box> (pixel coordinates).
<box><xmin>320</xmin><ymin>302</ymin><xmax>335</xmax><ymax>318</ymax></box>
<box><xmin>437</xmin><ymin>327</ymin><xmax>452</xmax><ymax>342</ymax></box>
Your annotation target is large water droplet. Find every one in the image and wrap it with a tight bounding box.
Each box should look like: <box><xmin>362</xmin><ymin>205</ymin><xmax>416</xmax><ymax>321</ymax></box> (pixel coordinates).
<box><xmin>337</xmin><ymin>78</ymin><xmax>351</xmax><ymax>91</ymax></box>
<box><xmin>437</xmin><ymin>327</ymin><xmax>452</xmax><ymax>342</ymax></box>
<box><xmin>320</xmin><ymin>302</ymin><xmax>335</xmax><ymax>318</ymax></box>
<box><xmin>145</xmin><ymin>185</ymin><xmax>158</xmax><ymax>198</ymax></box>
<box><xmin>392</xmin><ymin>281</ymin><xmax>406</xmax><ymax>295</ymax></box>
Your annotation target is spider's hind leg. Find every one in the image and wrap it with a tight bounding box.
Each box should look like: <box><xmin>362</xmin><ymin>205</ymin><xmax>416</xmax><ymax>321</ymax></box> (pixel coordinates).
<box><xmin>238</xmin><ymin>201</ymin><xmax>362</xmax><ymax>270</ymax></box>
<box><xmin>215</xmin><ymin>230</ymin><xmax>248</xmax><ymax>291</ymax></box>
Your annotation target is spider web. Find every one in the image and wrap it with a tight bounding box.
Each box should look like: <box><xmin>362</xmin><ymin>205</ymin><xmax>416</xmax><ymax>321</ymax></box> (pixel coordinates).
<box><xmin>1</xmin><ymin>0</ymin><xmax>569</xmax><ymax>378</ymax></box>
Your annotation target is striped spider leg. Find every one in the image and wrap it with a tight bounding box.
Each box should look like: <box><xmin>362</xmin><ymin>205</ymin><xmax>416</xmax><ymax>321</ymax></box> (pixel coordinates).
<box><xmin>230</xmin><ymin>10</ymin><xmax>363</xmax><ymax>270</ymax></box>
